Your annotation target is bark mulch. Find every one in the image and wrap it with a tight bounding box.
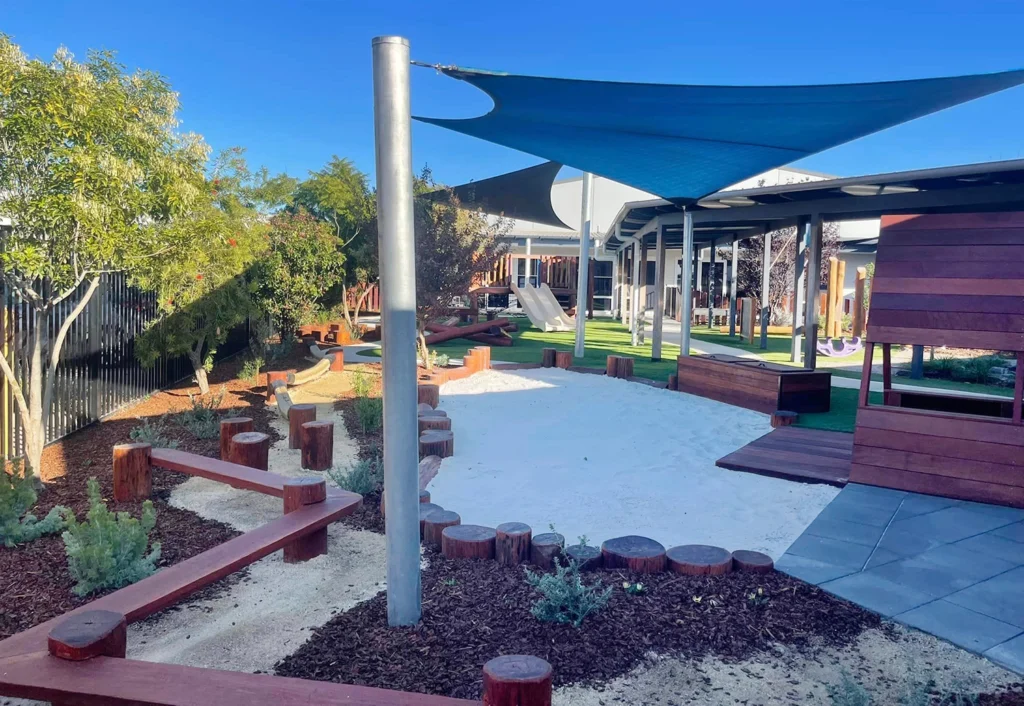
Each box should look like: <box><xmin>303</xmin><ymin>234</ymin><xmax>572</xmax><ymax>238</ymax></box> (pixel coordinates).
<box><xmin>275</xmin><ymin>548</ymin><xmax>880</xmax><ymax>700</ymax></box>
<box><xmin>0</xmin><ymin>346</ymin><xmax>308</xmax><ymax>640</ymax></box>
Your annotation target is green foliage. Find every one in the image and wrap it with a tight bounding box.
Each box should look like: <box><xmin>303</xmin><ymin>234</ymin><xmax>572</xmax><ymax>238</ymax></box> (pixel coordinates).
<box><xmin>524</xmin><ymin>557</ymin><xmax>613</xmax><ymax>627</ymax></box>
<box><xmin>176</xmin><ymin>387</ymin><xmax>224</xmax><ymax>439</ymax></box>
<box><xmin>0</xmin><ymin>462</ymin><xmax>72</xmax><ymax>547</ymax></box>
<box><xmin>922</xmin><ymin>354</ymin><xmax>1006</xmax><ymax>384</ymax></box>
<box><xmin>747</xmin><ymin>586</ymin><xmax>770</xmax><ymax>606</ymax></box>
<box><xmin>352</xmin><ymin>370</ymin><xmax>373</xmax><ymax>398</ymax></box>
<box><xmin>863</xmin><ymin>261</ymin><xmax>875</xmax><ymax>315</ymax></box>
<box><xmin>240</xmin><ymin>356</ymin><xmax>264</xmax><ymax>383</ymax></box>
<box><xmin>354</xmin><ymin>397</ymin><xmax>383</xmax><ymax>434</ymax></box>
<box><xmin>267</xmin><ymin>335</ymin><xmax>295</xmax><ymax>362</ymax></box>
<box><xmin>62</xmin><ymin>479</ymin><xmax>161</xmax><ymax>596</ymax></box>
<box><xmin>327</xmin><ymin>455</ymin><xmax>382</xmax><ymax>495</ymax></box>
<box><xmin>622</xmin><ymin>580</ymin><xmax>647</xmax><ymax>595</ymax></box>
<box><xmin>251</xmin><ymin>211</ymin><xmax>346</xmax><ymax>337</ymax></box>
<box><xmin>129</xmin><ymin>415</ymin><xmax>179</xmax><ymax>449</ymax></box>
<box><xmin>428</xmin><ymin>350</ymin><xmax>450</xmax><ymax>368</ymax></box>
<box><xmin>826</xmin><ymin>672</ymin><xmax>982</xmax><ymax>706</ymax></box>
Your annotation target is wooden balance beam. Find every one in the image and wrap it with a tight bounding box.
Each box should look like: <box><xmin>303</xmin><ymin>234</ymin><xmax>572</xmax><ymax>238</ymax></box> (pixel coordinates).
<box><xmin>423</xmin><ymin>318</ymin><xmax>514</xmax><ymax>346</ymax></box>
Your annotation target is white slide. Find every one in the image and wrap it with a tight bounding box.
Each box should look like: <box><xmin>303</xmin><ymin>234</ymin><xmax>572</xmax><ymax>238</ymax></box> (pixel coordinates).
<box><xmin>539</xmin><ymin>284</ymin><xmax>576</xmax><ymax>329</ymax></box>
<box><xmin>510</xmin><ymin>282</ymin><xmax>573</xmax><ymax>332</ymax></box>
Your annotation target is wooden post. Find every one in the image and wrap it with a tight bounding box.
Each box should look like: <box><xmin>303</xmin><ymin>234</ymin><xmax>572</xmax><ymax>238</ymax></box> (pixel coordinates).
<box><xmin>228</xmin><ymin>432</ymin><xmax>270</xmax><ymax>471</ymax></box>
<box><xmin>288</xmin><ymin>404</ymin><xmax>317</xmax><ymax>450</ymax></box>
<box><xmin>541</xmin><ymin>348</ymin><xmax>556</xmax><ymax>368</ymax></box>
<box><xmin>282</xmin><ymin>478</ymin><xmax>328</xmax><ymax>563</ymax></box>
<box><xmin>423</xmin><ymin>510</ymin><xmax>461</xmax><ymax>548</ymax></box>
<box><xmin>219</xmin><ymin>417</ymin><xmax>253</xmax><ymax>460</ymax></box>
<box><xmin>483</xmin><ymin>655</ymin><xmax>553</xmax><ymax>706</ymax></box>
<box><xmin>300</xmin><ymin>421</ymin><xmax>334</xmax><ymax>471</ymax></box>
<box><xmin>328</xmin><ymin>350</ymin><xmax>345</xmax><ymax>372</ymax></box>
<box><xmin>858</xmin><ymin>342</ymin><xmax>874</xmax><ymax>407</ymax></box>
<box><xmin>554</xmin><ymin>351</ymin><xmax>572</xmax><ymax>369</ymax></box>
<box><xmin>1014</xmin><ymin>353</ymin><xmax>1023</xmax><ymax>424</ymax></box>
<box><xmin>418</xmin><ymin>415</ymin><xmax>452</xmax><ymax>434</ymax></box>
<box><xmin>882</xmin><ymin>343</ymin><xmax>892</xmax><ymax>392</ymax></box>
<box><xmin>852</xmin><ymin>267</ymin><xmax>867</xmax><ymax>338</ymax></box>
<box><xmin>112</xmin><ymin>443</ymin><xmax>152</xmax><ymax>502</ymax></box>
<box><xmin>266</xmin><ymin>371</ymin><xmax>289</xmax><ymax>400</ymax></box>
<box><xmin>530</xmin><ymin>532</ymin><xmax>564</xmax><ymax>569</ymax></box>
<box><xmin>47</xmin><ymin>610</ymin><xmax>127</xmax><ymax>661</ymax></box>
<box><xmin>417</xmin><ymin>383</ymin><xmax>440</xmax><ymax>409</ymax></box>
<box><xmin>419</xmin><ymin>429</ymin><xmax>454</xmax><ymax>458</ymax></box>
<box><xmin>825</xmin><ymin>256</ymin><xmax>839</xmax><ymax>340</ymax></box>
<box><xmin>834</xmin><ymin>259</ymin><xmax>847</xmax><ymax>337</ymax></box>
<box><xmin>495</xmin><ymin>522</ymin><xmax>532</xmax><ymax>566</ymax></box>
<box><xmin>442</xmin><ymin>524</ymin><xmax>497</xmax><ymax>559</ymax></box>
<box><xmin>605</xmin><ymin>355</ymin><xmax>620</xmax><ymax>377</ymax></box>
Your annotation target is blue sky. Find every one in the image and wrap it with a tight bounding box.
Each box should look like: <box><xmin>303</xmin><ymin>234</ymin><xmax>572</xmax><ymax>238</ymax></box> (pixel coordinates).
<box><xmin>5</xmin><ymin>0</ymin><xmax>1024</xmax><ymax>187</ymax></box>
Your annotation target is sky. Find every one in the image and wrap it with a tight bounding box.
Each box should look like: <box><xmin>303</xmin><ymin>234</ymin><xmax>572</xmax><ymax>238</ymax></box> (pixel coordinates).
<box><xmin>4</xmin><ymin>0</ymin><xmax>1024</xmax><ymax>189</ymax></box>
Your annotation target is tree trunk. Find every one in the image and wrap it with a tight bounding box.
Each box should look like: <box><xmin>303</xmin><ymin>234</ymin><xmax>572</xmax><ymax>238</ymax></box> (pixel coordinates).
<box><xmin>188</xmin><ymin>334</ymin><xmax>210</xmax><ymax>394</ymax></box>
<box><xmin>339</xmin><ymin>283</ymin><xmax>354</xmax><ymax>330</ymax></box>
<box><xmin>418</xmin><ymin>328</ymin><xmax>432</xmax><ymax>371</ymax></box>
<box><xmin>352</xmin><ymin>279</ymin><xmax>378</xmax><ymax>329</ymax></box>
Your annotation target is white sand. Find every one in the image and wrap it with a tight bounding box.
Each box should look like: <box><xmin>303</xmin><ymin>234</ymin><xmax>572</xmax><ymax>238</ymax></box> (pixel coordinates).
<box><xmin>127</xmin><ymin>378</ymin><xmax>387</xmax><ymax>672</ymax></box>
<box><xmin>428</xmin><ymin>369</ymin><xmax>840</xmax><ymax>557</ymax></box>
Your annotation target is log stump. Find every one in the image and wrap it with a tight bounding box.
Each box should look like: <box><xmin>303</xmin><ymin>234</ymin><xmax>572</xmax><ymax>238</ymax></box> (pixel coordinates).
<box><xmin>565</xmin><ymin>543</ymin><xmax>602</xmax><ymax>571</ymax></box>
<box><xmin>288</xmin><ymin>404</ymin><xmax>317</xmax><ymax>450</ymax></box>
<box><xmin>419</xmin><ymin>408</ymin><xmax>448</xmax><ymax>418</ymax></box>
<box><xmin>530</xmin><ymin>532</ymin><xmax>565</xmax><ymax>570</ymax></box>
<box><xmin>300</xmin><ymin>421</ymin><xmax>334</xmax><ymax>471</ymax></box>
<box><xmin>419</xmin><ymin>502</ymin><xmax>444</xmax><ymax>537</ymax></box>
<box><xmin>48</xmin><ymin>610</ymin><xmax>127</xmax><ymax>661</ymax></box>
<box><xmin>219</xmin><ymin>417</ymin><xmax>253</xmax><ymax>460</ymax></box>
<box><xmin>379</xmin><ymin>488</ymin><xmax>432</xmax><ymax>520</ymax></box>
<box><xmin>668</xmin><ymin>373</ymin><xmax>678</xmax><ymax>391</ymax></box>
<box><xmin>601</xmin><ymin>535</ymin><xmax>667</xmax><ymax>573</ymax></box>
<box><xmin>541</xmin><ymin>348</ymin><xmax>557</xmax><ymax>368</ymax></box>
<box><xmin>282</xmin><ymin>478</ymin><xmax>328</xmax><ymax>563</ymax></box>
<box><xmin>418</xmin><ymin>414</ymin><xmax>453</xmax><ymax>435</ymax></box>
<box><xmin>112</xmin><ymin>443</ymin><xmax>152</xmax><ymax>502</ymax></box>
<box><xmin>496</xmin><ymin>522</ymin><xmax>532</xmax><ymax>566</ymax></box>
<box><xmin>472</xmin><ymin>346</ymin><xmax>491</xmax><ymax>370</ymax></box>
<box><xmin>732</xmin><ymin>550</ymin><xmax>774</xmax><ymax>573</ymax></box>
<box><xmin>417</xmin><ymin>403</ymin><xmax>436</xmax><ymax>415</ymax></box>
<box><xmin>442</xmin><ymin>524</ymin><xmax>497</xmax><ymax>560</ymax></box>
<box><xmin>606</xmin><ymin>355</ymin><xmax>621</xmax><ymax>377</ymax></box>
<box><xmin>554</xmin><ymin>351</ymin><xmax>572</xmax><ymax>369</ymax></box>
<box><xmin>770</xmin><ymin>410</ymin><xmax>799</xmax><ymax>428</ymax></box>
<box><xmin>266</xmin><ymin>371</ymin><xmax>289</xmax><ymax>400</ymax></box>
<box><xmin>228</xmin><ymin>432</ymin><xmax>270</xmax><ymax>471</ymax></box>
<box><xmin>615</xmin><ymin>356</ymin><xmax>635</xmax><ymax>379</ymax></box>
<box><xmin>666</xmin><ymin>545</ymin><xmax>733</xmax><ymax>576</ymax></box>
<box><xmin>418</xmin><ymin>383</ymin><xmax>440</xmax><ymax>409</ymax></box>
<box><xmin>328</xmin><ymin>350</ymin><xmax>345</xmax><ymax>372</ymax></box>
<box><xmin>420</xmin><ymin>429</ymin><xmax>454</xmax><ymax>459</ymax></box>
<box><xmin>423</xmin><ymin>510</ymin><xmax>461</xmax><ymax>548</ymax></box>
<box><xmin>483</xmin><ymin>655</ymin><xmax>553</xmax><ymax>706</ymax></box>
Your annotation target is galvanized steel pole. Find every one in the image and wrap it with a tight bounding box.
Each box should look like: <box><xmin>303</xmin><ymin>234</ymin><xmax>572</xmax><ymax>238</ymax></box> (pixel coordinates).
<box><xmin>574</xmin><ymin>172</ymin><xmax>594</xmax><ymax>357</ymax></box>
<box><xmin>371</xmin><ymin>35</ymin><xmax>421</xmax><ymax>626</ymax></box>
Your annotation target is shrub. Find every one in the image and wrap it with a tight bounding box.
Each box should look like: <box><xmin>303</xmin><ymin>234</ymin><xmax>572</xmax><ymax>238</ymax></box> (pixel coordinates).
<box><xmin>525</xmin><ymin>556</ymin><xmax>613</xmax><ymax>627</ymax></box>
<box><xmin>62</xmin><ymin>478</ymin><xmax>161</xmax><ymax>597</ymax></box>
<box><xmin>354</xmin><ymin>396</ymin><xmax>383</xmax><ymax>433</ymax></box>
<box><xmin>176</xmin><ymin>387</ymin><xmax>225</xmax><ymax>439</ymax></box>
<box><xmin>429</xmin><ymin>350</ymin><xmax>450</xmax><ymax>368</ymax></box>
<box><xmin>327</xmin><ymin>455</ymin><xmax>383</xmax><ymax>495</ymax></box>
<box><xmin>129</xmin><ymin>415</ymin><xmax>179</xmax><ymax>449</ymax></box>
<box><xmin>352</xmin><ymin>369</ymin><xmax>373</xmax><ymax>398</ymax></box>
<box><xmin>240</xmin><ymin>356</ymin><xmax>264</xmax><ymax>383</ymax></box>
<box><xmin>1</xmin><ymin>461</ymin><xmax>72</xmax><ymax>547</ymax></box>
<box><xmin>267</xmin><ymin>335</ymin><xmax>295</xmax><ymax>362</ymax></box>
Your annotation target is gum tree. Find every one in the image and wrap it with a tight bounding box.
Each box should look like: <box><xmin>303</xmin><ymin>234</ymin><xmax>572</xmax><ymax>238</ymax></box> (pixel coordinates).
<box><xmin>0</xmin><ymin>38</ymin><xmax>208</xmax><ymax>479</ymax></box>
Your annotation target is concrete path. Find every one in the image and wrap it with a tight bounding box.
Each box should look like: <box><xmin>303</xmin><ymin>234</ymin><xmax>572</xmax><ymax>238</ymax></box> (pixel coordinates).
<box><xmin>777</xmin><ymin>484</ymin><xmax>1024</xmax><ymax>674</ymax></box>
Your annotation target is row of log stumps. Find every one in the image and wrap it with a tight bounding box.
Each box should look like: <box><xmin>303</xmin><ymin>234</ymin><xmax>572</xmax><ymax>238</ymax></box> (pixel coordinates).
<box><xmin>463</xmin><ymin>345</ymin><xmax>492</xmax><ymax>374</ymax></box>
<box><xmin>605</xmin><ymin>355</ymin><xmax>635</xmax><ymax>380</ymax></box>
<box><xmin>216</xmin><ymin>417</ymin><xmax>270</xmax><ymax>470</ymax></box>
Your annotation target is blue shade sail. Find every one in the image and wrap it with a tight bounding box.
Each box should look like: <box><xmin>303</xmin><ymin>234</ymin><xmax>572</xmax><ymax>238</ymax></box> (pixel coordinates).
<box><xmin>415</xmin><ymin>67</ymin><xmax>1024</xmax><ymax>202</ymax></box>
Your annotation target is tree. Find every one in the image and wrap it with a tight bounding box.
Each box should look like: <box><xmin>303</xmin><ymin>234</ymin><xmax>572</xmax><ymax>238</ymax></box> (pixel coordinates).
<box><xmin>731</xmin><ymin>222</ymin><xmax>840</xmax><ymax>325</ymax></box>
<box><xmin>292</xmin><ymin>157</ymin><xmax>374</xmax><ymax>327</ymax></box>
<box><xmin>414</xmin><ymin>189</ymin><xmax>510</xmax><ymax>368</ymax></box>
<box><xmin>0</xmin><ymin>38</ymin><xmax>209</xmax><ymax>479</ymax></box>
<box><xmin>250</xmin><ymin>210</ymin><xmax>346</xmax><ymax>338</ymax></box>
<box><xmin>133</xmin><ymin>149</ymin><xmax>278</xmax><ymax>393</ymax></box>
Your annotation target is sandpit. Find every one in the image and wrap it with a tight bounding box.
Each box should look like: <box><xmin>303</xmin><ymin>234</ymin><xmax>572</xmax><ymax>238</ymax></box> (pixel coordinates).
<box><xmin>128</xmin><ymin>374</ymin><xmax>387</xmax><ymax>673</ymax></box>
<box><xmin>428</xmin><ymin>368</ymin><xmax>839</xmax><ymax>557</ymax></box>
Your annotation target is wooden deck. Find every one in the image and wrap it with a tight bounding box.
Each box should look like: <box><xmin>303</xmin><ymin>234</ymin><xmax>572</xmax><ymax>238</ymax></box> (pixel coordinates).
<box><xmin>715</xmin><ymin>426</ymin><xmax>853</xmax><ymax>486</ymax></box>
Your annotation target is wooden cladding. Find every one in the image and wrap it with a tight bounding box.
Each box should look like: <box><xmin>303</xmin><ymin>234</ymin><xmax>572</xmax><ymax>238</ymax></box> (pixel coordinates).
<box><xmin>676</xmin><ymin>355</ymin><xmax>831</xmax><ymax>414</ymax></box>
<box><xmin>868</xmin><ymin>213</ymin><xmax>1024</xmax><ymax>351</ymax></box>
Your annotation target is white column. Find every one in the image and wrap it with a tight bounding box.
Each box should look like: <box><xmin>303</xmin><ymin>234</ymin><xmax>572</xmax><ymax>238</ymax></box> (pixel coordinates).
<box><xmin>728</xmin><ymin>239</ymin><xmax>739</xmax><ymax>336</ymax></box>
<box><xmin>525</xmin><ymin>237</ymin><xmax>533</xmax><ymax>285</ymax></box>
<box><xmin>631</xmin><ymin>239</ymin><xmax>641</xmax><ymax>347</ymax></box>
<box><xmin>680</xmin><ymin>211</ymin><xmax>693</xmax><ymax>356</ymax></box>
<box><xmin>652</xmin><ymin>225</ymin><xmax>666</xmax><ymax>360</ymax></box>
<box><xmin>620</xmin><ymin>246</ymin><xmax>629</xmax><ymax>326</ymax></box>
<box><xmin>792</xmin><ymin>218</ymin><xmax>808</xmax><ymax>363</ymax></box>
<box><xmin>574</xmin><ymin>173</ymin><xmax>593</xmax><ymax>358</ymax></box>
<box><xmin>371</xmin><ymin>35</ymin><xmax>420</xmax><ymax>626</ymax></box>
<box><xmin>759</xmin><ymin>231</ymin><xmax>772</xmax><ymax>349</ymax></box>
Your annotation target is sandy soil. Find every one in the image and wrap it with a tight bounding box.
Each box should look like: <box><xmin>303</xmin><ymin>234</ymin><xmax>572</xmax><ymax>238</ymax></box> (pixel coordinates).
<box><xmin>428</xmin><ymin>368</ymin><xmax>839</xmax><ymax>557</ymax></box>
<box><xmin>127</xmin><ymin>373</ymin><xmax>388</xmax><ymax>672</ymax></box>
<box><xmin>557</xmin><ymin>625</ymin><xmax>1021</xmax><ymax>705</ymax></box>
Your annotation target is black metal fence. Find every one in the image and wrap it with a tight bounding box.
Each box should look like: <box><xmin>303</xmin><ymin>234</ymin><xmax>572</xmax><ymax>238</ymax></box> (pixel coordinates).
<box><xmin>1</xmin><ymin>272</ymin><xmax>250</xmax><ymax>459</ymax></box>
